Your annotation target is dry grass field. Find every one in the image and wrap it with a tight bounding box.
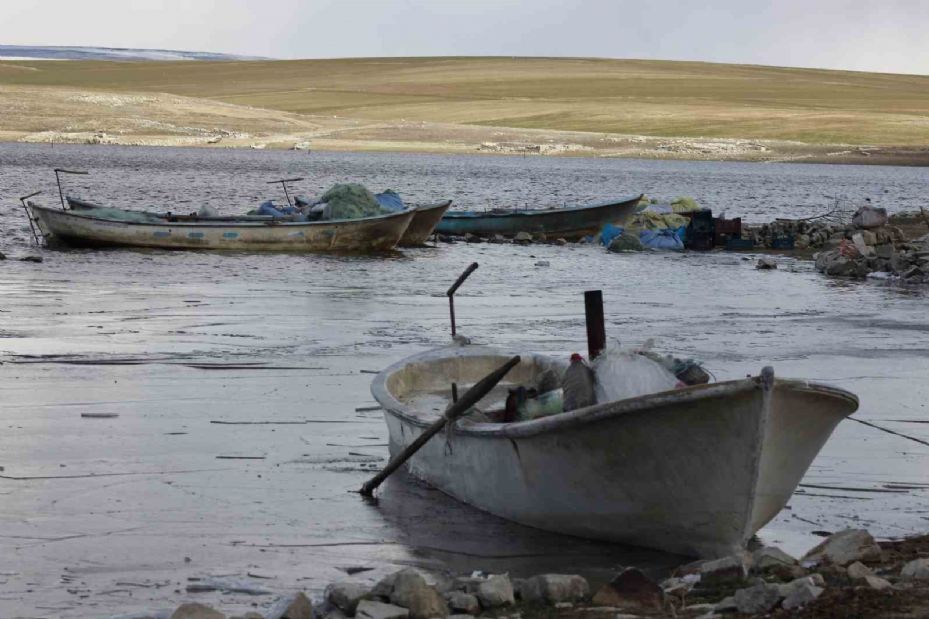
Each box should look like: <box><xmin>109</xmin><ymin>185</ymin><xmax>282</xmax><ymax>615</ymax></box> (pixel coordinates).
<box><xmin>2</xmin><ymin>57</ymin><xmax>928</xmax><ymax>162</ymax></box>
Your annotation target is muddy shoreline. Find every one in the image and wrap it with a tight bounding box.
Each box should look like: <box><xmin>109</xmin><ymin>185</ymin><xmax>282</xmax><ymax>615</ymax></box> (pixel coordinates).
<box><xmin>4</xmin><ymin>128</ymin><xmax>929</xmax><ymax>167</ymax></box>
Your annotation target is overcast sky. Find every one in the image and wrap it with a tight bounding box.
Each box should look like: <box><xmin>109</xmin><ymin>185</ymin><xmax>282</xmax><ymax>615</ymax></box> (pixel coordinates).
<box><xmin>1</xmin><ymin>0</ymin><xmax>927</xmax><ymax>75</ymax></box>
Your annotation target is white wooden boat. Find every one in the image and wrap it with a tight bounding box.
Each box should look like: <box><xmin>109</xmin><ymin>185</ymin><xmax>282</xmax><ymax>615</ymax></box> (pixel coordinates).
<box><xmin>370</xmin><ymin>345</ymin><xmax>858</xmax><ymax>558</ymax></box>
<box><xmin>26</xmin><ymin>201</ymin><xmax>416</xmax><ymax>252</ymax></box>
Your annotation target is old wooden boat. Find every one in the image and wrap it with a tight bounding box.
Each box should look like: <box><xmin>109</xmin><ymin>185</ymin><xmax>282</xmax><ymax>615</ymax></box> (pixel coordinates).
<box><xmin>371</xmin><ymin>345</ymin><xmax>858</xmax><ymax>558</ymax></box>
<box><xmin>399</xmin><ymin>201</ymin><xmax>452</xmax><ymax>246</ymax></box>
<box><xmin>435</xmin><ymin>195</ymin><xmax>643</xmax><ymax>240</ymax></box>
<box><xmin>26</xmin><ymin>200</ymin><xmax>416</xmax><ymax>252</ymax></box>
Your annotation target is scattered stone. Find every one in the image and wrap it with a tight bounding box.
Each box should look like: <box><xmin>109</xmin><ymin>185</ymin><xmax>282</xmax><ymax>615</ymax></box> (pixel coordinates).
<box><xmin>356</xmin><ymin>601</ymin><xmax>410</xmax><ymax>619</ymax></box>
<box><xmin>901</xmin><ymin>558</ymin><xmax>929</xmax><ymax>581</ymax></box>
<box><xmin>489</xmin><ymin>234</ymin><xmax>507</xmax><ymax>243</ymax></box>
<box><xmin>476</xmin><ymin>574</ymin><xmax>514</xmax><ymax>608</ymax></box>
<box><xmin>713</xmin><ymin>595</ymin><xmax>737</xmax><ymax>613</ymax></box>
<box><xmin>518</xmin><ymin>574</ymin><xmax>589</xmax><ymax>604</ymax></box>
<box><xmin>0</xmin><ymin>250</ymin><xmax>5</xmax><ymax>260</ymax></box>
<box><xmin>753</xmin><ymin>546</ymin><xmax>798</xmax><ymax>570</ymax></box>
<box><xmin>390</xmin><ymin>569</ymin><xmax>448</xmax><ymax>619</ymax></box>
<box><xmin>533</xmin><ymin>260</ymin><xmax>550</xmax><ymax>267</ymax></box>
<box><xmin>555</xmin><ymin>238</ymin><xmax>568</xmax><ymax>246</ymax></box>
<box><xmin>20</xmin><ymin>255</ymin><xmax>43</xmax><ymax>263</ymax></box>
<box><xmin>697</xmin><ymin>554</ymin><xmax>748</xmax><ymax>585</ymax></box>
<box><xmin>170</xmin><ymin>603</ymin><xmax>225</xmax><ymax>619</ymax></box>
<box><xmin>865</xmin><ymin>574</ymin><xmax>894</xmax><ymax>591</ymax></box>
<box><xmin>659</xmin><ymin>575</ymin><xmax>699</xmax><ymax>597</ymax></box>
<box><xmin>733</xmin><ymin>582</ymin><xmax>781</xmax><ymax>614</ymax></box>
<box><xmin>591</xmin><ymin>568</ymin><xmax>663</xmax><ymax>612</ymax></box>
<box><xmin>327</xmin><ymin>582</ymin><xmax>370</xmax><ymax>615</ymax></box>
<box><xmin>293</xmin><ymin>141</ymin><xmax>312</xmax><ymax>151</ymax></box>
<box><xmin>266</xmin><ymin>592</ymin><xmax>313</xmax><ymax>619</ymax></box>
<box><xmin>445</xmin><ymin>592</ymin><xmax>480</xmax><ymax>615</ymax></box>
<box><xmin>846</xmin><ymin>561</ymin><xmax>873</xmax><ymax>581</ymax></box>
<box><xmin>802</xmin><ymin>529</ymin><xmax>883</xmax><ymax>566</ymax></box>
<box><xmin>514</xmin><ymin>232</ymin><xmax>533</xmax><ymax>244</ymax></box>
<box><xmin>446</xmin><ymin>615</ymin><xmax>475</xmax><ymax>619</ymax></box>
<box><xmin>781</xmin><ymin>582</ymin><xmax>823</xmax><ymax>610</ymax></box>
<box><xmin>464</xmin><ymin>233</ymin><xmax>483</xmax><ymax>243</ymax></box>
<box><xmin>874</xmin><ymin>243</ymin><xmax>895</xmax><ymax>259</ymax></box>
<box><xmin>756</xmin><ymin>256</ymin><xmax>778</xmax><ymax>269</ymax></box>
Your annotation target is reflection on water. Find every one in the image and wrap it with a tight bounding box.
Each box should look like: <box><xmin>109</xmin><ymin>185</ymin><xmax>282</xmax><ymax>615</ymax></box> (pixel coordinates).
<box><xmin>0</xmin><ymin>145</ymin><xmax>928</xmax><ymax>618</ymax></box>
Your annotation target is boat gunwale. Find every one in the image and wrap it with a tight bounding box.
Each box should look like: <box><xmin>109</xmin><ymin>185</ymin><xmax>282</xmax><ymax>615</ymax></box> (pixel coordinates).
<box><xmin>441</xmin><ymin>194</ymin><xmax>644</xmax><ymax>220</ymax></box>
<box><xmin>371</xmin><ymin>346</ymin><xmax>859</xmax><ymax>439</ymax></box>
<box><xmin>30</xmin><ymin>201</ymin><xmax>419</xmax><ymax>229</ymax></box>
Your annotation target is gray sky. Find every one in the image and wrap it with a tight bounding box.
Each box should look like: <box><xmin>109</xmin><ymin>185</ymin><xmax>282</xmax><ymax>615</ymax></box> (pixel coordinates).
<box><xmin>1</xmin><ymin>0</ymin><xmax>927</xmax><ymax>75</ymax></box>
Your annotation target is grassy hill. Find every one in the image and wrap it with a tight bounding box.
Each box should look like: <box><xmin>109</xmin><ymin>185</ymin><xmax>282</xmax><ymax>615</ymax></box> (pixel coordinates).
<box><xmin>2</xmin><ymin>57</ymin><xmax>928</xmax><ymax>160</ymax></box>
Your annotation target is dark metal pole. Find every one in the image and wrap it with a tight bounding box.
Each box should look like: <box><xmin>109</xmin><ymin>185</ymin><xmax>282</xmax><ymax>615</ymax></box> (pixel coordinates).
<box><xmin>18</xmin><ymin>191</ymin><xmax>43</xmax><ymax>245</ymax></box>
<box><xmin>53</xmin><ymin>169</ymin><xmax>89</xmax><ymax>210</ymax></box>
<box><xmin>584</xmin><ymin>290</ymin><xmax>606</xmax><ymax>360</ymax></box>
<box><xmin>359</xmin><ymin>355</ymin><xmax>520</xmax><ymax>497</ymax></box>
<box><xmin>447</xmin><ymin>262</ymin><xmax>478</xmax><ymax>338</ymax></box>
<box><xmin>266</xmin><ymin>177</ymin><xmax>304</xmax><ymax>209</ymax></box>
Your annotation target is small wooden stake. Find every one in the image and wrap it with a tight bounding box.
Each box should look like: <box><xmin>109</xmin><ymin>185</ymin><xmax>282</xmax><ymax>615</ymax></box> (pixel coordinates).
<box><xmin>584</xmin><ymin>290</ymin><xmax>606</xmax><ymax>360</ymax></box>
<box><xmin>359</xmin><ymin>355</ymin><xmax>520</xmax><ymax>497</ymax></box>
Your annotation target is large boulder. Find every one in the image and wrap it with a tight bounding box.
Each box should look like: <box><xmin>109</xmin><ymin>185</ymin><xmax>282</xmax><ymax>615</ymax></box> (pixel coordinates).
<box><xmin>475</xmin><ymin>574</ymin><xmax>514</xmax><ymax>608</ymax></box>
<box><xmin>327</xmin><ymin>582</ymin><xmax>371</xmax><ymax>615</ymax></box>
<box><xmin>591</xmin><ymin>568</ymin><xmax>663</xmax><ymax>612</ymax></box>
<box><xmin>389</xmin><ymin>569</ymin><xmax>448</xmax><ymax>619</ymax></box>
<box><xmin>901</xmin><ymin>558</ymin><xmax>929</xmax><ymax>581</ymax></box>
<box><xmin>781</xmin><ymin>582</ymin><xmax>823</xmax><ymax>610</ymax></box>
<box><xmin>852</xmin><ymin>205</ymin><xmax>889</xmax><ymax>229</ymax></box>
<box><xmin>697</xmin><ymin>554</ymin><xmax>749</xmax><ymax>585</ymax></box>
<box><xmin>444</xmin><ymin>592</ymin><xmax>479</xmax><ymax>615</ymax></box>
<box><xmin>733</xmin><ymin>582</ymin><xmax>781</xmax><ymax>614</ymax></box>
<box><xmin>170</xmin><ymin>603</ymin><xmax>226</xmax><ymax>619</ymax></box>
<box><xmin>518</xmin><ymin>574</ymin><xmax>589</xmax><ymax>603</ymax></box>
<box><xmin>267</xmin><ymin>592</ymin><xmax>313</xmax><ymax>619</ymax></box>
<box><xmin>356</xmin><ymin>601</ymin><xmax>410</xmax><ymax>619</ymax></box>
<box><xmin>802</xmin><ymin>529</ymin><xmax>883</xmax><ymax>566</ymax></box>
<box><xmin>752</xmin><ymin>546</ymin><xmax>799</xmax><ymax>571</ymax></box>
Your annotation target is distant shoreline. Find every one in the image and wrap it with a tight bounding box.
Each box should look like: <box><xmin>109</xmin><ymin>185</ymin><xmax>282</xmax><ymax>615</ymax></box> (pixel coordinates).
<box><xmin>3</xmin><ymin>132</ymin><xmax>928</xmax><ymax>167</ymax></box>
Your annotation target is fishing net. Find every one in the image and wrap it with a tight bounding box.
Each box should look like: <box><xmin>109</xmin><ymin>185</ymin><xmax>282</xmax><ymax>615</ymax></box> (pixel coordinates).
<box><xmin>320</xmin><ymin>183</ymin><xmax>387</xmax><ymax>220</ymax></box>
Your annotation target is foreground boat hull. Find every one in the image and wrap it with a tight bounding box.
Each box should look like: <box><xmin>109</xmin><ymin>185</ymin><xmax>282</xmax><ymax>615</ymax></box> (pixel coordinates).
<box><xmin>435</xmin><ymin>195</ymin><xmax>642</xmax><ymax>240</ymax></box>
<box><xmin>28</xmin><ymin>203</ymin><xmax>415</xmax><ymax>252</ymax></box>
<box><xmin>399</xmin><ymin>201</ymin><xmax>452</xmax><ymax>246</ymax></box>
<box><xmin>371</xmin><ymin>347</ymin><xmax>857</xmax><ymax>557</ymax></box>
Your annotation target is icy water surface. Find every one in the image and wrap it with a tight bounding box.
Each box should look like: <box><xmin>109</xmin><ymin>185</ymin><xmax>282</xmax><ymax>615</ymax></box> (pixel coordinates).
<box><xmin>1</xmin><ymin>145</ymin><xmax>928</xmax><ymax>618</ymax></box>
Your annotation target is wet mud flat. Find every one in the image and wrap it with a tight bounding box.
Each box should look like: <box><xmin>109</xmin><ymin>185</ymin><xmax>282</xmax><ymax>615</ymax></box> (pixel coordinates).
<box><xmin>1</xmin><ymin>241</ymin><xmax>928</xmax><ymax>618</ymax></box>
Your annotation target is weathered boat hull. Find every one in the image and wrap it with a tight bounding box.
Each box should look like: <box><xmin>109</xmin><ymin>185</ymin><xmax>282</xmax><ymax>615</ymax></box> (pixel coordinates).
<box><xmin>28</xmin><ymin>202</ymin><xmax>415</xmax><ymax>252</ymax></box>
<box><xmin>371</xmin><ymin>346</ymin><xmax>858</xmax><ymax>558</ymax></box>
<box><xmin>435</xmin><ymin>195</ymin><xmax>642</xmax><ymax>240</ymax></box>
<box><xmin>399</xmin><ymin>201</ymin><xmax>452</xmax><ymax>246</ymax></box>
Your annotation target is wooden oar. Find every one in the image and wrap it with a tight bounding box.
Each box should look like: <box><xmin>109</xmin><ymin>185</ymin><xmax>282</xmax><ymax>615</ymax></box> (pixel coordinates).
<box><xmin>359</xmin><ymin>355</ymin><xmax>521</xmax><ymax>497</ymax></box>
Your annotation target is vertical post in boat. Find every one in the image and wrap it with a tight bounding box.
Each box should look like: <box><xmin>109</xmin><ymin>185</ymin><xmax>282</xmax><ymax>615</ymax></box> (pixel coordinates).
<box><xmin>447</xmin><ymin>262</ymin><xmax>478</xmax><ymax>338</ymax></box>
<box><xmin>54</xmin><ymin>169</ymin><xmax>89</xmax><ymax>210</ymax></box>
<box><xmin>585</xmin><ymin>289</ymin><xmax>606</xmax><ymax>360</ymax></box>
<box><xmin>18</xmin><ymin>191</ymin><xmax>43</xmax><ymax>245</ymax></box>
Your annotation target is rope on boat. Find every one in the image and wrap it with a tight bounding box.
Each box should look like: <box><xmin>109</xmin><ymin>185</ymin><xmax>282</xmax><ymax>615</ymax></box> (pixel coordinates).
<box><xmin>849</xmin><ymin>417</ymin><xmax>929</xmax><ymax>448</ymax></box>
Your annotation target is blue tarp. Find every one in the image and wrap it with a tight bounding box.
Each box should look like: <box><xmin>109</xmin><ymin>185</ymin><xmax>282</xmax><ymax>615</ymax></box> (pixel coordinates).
<box><xmin>599</xmin><ymin>223</ymin><xmax>624</xmax><ymax>247</ymax></box>
<box><xmin>375</xmin><ymin>190</ymin><xmax>406</xmax><ymax>213</ymax></box>
<box><xmin>640</xmin><ymin>228</ymin><xmax>685</xmax><ymax>251</ymax></box>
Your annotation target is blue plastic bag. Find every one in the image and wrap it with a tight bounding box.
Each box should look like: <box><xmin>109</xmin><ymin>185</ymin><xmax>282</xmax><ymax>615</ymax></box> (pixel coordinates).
<box><xmin>375</xmin><ymin>190</ymin><xmax>406</xmax><ymax>212</ymax></box>
<box><xmin>640</xmin><ymin>228</ymin><xmax>684</xmax><ymax>251</ymax></box>
<box><xmin>599</xmin><ymin>223</ymin><xmax>624</xmax><ymax>247</ymax></box>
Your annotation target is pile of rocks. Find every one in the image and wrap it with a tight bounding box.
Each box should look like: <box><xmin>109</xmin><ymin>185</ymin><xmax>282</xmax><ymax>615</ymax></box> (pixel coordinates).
<box><xmin>815</xmin><ymin>228</ymin><xmax>929</xmax><ymax>282</ymax></box>
<box><xmin>95</xmin><ymin>528</ymin><xmax>929</xmax><ymax>618</ymax></box>
<box><xmin>439</xmin><ymin>232</ymin><xmax>569</xmax><ymax>246</ymax></box>
<box><xmin>744</xmin><ymin>219</ymin><xmax>846</xmax><ymax>250</ymax></box>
